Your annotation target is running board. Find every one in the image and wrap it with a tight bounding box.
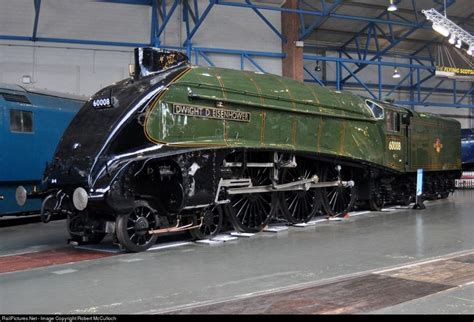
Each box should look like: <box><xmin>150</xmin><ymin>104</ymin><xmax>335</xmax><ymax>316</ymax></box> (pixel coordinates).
<box><xmin>222</xmin><ymin>155</ymin><xmax>297</xmax><ymax>168</ymax></box>
<box><xmin>217</xmin><ymin>176</ymin><xmax>355</xmax><ymax>195</ymax></box>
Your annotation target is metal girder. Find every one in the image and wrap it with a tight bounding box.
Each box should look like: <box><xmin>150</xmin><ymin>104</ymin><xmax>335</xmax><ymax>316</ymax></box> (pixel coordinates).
<box><xmin>151</xmin><ymin>0</ymin><xmax>180</xmax><ymax>47</ymax></box>
<box><xmin>245</xmin><ymin>0</ymin><xmax>284</xmax><ymax>41</ymax></box>
<box><xmin>338</xmin><ymin>0</ymin><xmax>456</xmax><ymax>84</ymax></box>
<box><xmin>304</xmin><ymin>54</ymin><xmax>473</xmax><ymax>109</ymax></box>
<box><xmin>96</xmin><ymin>0</ymin><xmax>152</xmax><ymax>4</ymax></box>
<box><xmin>410</xmin><ymin>12</ymin><xmax>473</xmax><ymax>57</ymax></box>
<box><xmin>305</xmin><ymin>44</ymin><xmax>433</xmax><ymax>62</ymax></box>
<box><xmin>303</xmin><ymin>66</ymin><xmax>325</xmax><ymax>87</ymax></box>
<box><xmin>183</xmin><ymin>0</ymin><xmax>216</xmax><ymax>47</ymax></box>
<box><xmin>217</xmin><ymin>0</ymin><xmax>432</xmax><ymax>28</ymax></box>
<box><xmin>32</xmin><ymin>0</ymin><xmax>41</xmax><ymax>41</ymax></box>
<box><xmin>192</xmin><ymin>46</ymin><xmax>284</xmax><ymax>72</ymax></box>
<box><xmin>0</xmin><ymin>0</ymin><xmax>470</xmax><ymax>110</ymax></box>
<box><xmin>299</xmin><ymin>0</ymin><xmax>343</xmax><ymax>40</ymax></box>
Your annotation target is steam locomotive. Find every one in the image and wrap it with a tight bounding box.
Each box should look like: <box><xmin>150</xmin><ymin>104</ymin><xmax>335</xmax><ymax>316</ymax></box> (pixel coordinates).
<box><xmin>16</xmin><ymin>48</ymin><xmax>461</xmax><ymax>252</ymax></box>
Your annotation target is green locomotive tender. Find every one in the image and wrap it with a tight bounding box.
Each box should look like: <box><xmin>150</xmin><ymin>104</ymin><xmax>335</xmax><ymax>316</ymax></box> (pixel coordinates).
<box><xmin>17</xmin><ymin>48</ymin><xmax>461</xmax><ymax>252</ymax></box>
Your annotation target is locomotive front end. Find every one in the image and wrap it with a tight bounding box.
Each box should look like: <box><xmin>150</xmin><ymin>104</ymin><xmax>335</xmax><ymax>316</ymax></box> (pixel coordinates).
<box><xmin>16</xmin><ymin>48</ymin><xmax>190</xmax><ymax>244</ymax></box>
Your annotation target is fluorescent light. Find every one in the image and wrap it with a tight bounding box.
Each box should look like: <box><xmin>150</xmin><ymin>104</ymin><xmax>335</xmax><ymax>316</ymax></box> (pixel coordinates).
<box><xmin>423</xmin><ymin>8</ymin><xmax>474</xmax><ymax>53</ymax></box>
<box><xmin>387</xmin><ymin>0</ymin><xmax>397</xmax><ymax>11</ymax></box>
<box><xmin>392</xmin><ymin>67</ymin><xmax>401</xmax><ymax>79</ymax></box>
<box><xmin>468</xmin><ymin>45</ymin><xmax>474</xmax><ymax>56</ymax></box>
<box><xmin>432</xmin><ymin>23</ymin><xmax>450</xmax><ymax>37</ymax></box>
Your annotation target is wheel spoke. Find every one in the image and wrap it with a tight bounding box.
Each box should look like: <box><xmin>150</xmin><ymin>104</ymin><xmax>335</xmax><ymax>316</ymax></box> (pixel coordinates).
<box><xmin>115</xmin><ymin>204</ymin><xmax>160</xmax><ymax>252</ymax></box>
<box><xmin>225</xmin><ymin>157</ymin><xmax>274</xmax><ymax>232</ymax></box>
<box><xmin>278</xmin><ymin>158</ymin><xmax>321</xmax><ymax>223</ymax></box>
<box><xmin>320</xmin><ymin>166</ymin><xmax>355</xmax><ymax>216</ymax></box>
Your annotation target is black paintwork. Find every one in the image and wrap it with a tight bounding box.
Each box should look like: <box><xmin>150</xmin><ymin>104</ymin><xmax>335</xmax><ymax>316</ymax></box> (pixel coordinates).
<box><xmin>44</xmin><ymin>66</ymin><xmax>189</xmax><ymax>191</ymax></box>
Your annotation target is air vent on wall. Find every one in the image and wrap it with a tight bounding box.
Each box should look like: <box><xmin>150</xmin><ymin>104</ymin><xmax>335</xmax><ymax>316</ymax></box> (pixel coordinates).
<box><xmin>0</xmin><ymin>93</ymin><xmax>31</xmax><ymax>104</ymax></box>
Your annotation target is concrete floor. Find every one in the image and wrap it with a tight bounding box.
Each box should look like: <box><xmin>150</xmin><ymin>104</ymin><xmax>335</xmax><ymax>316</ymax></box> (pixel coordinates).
<box><xmin>0</xmin><ymin>190</ymin><xmax>473</xmax><ymax>314</ymax></box>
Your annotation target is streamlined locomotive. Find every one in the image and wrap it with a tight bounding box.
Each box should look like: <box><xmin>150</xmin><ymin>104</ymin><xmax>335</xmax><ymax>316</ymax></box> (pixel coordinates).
<box><xmin>16</xmin><ymin>48</ymin><xmax>461</xmax><ymax>252</ymax></box>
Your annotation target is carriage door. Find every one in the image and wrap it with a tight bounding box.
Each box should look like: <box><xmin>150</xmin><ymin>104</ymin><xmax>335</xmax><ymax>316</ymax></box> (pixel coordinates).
<box><xmin>385</xmin><ymin>109</ymin><xmax>405</xmax><ymax>171</ymax></box>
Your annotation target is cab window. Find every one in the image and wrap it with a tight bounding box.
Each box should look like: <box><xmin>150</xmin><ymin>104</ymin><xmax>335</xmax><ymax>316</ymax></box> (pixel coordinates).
<box><xmin>385</xmin><ymin>110</ymin><xmax>400</xmax><ymax>132</ymax></box>
<box><xmin>365</xmin><ymin>100</ymin><xmax>384</xmax><ymax>119</ymax></box>
<box><xmin>10</xmin><ymin>109</ymin><xmax>33</xmax><ymax>133</ymax></box>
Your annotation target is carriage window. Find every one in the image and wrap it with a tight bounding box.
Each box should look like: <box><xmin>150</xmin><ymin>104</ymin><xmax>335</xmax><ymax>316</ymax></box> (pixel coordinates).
<box><xmin>365</xmin><ymin>100</ymin><xmax>384</xmax><ymax>119</ymax></box>
<box><xmin>10</xmin><ymin>110</ymin><xmax>33</xmax><ymax>133</ymax></box>
<box><xmin>385</xmin><ymin>111</ymin><xmax>400</xmax><ymax>132</ymax></box>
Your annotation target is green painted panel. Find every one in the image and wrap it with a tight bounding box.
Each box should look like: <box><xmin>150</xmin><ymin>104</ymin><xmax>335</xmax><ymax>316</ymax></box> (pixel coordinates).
<box><xmin>344</xmin><ymin>121</ymin><xmax>383</xmax><ymax>163</ymax></box>
<box><xmin>318</xmin><ymin>118</ymin><xmax>342</xmax><ymax>155</ymax></box>
<box><xmin>147</xmin><ymin>101</ymin><xmax>226</xmax><ymax>145</ymax></box>
<box><xmin>408</xmin><ymin>114</ymin><xmax>461</xmax><ymax>171</ymax></box>
<box><xmin>295</xmin><ymin>115</ymin><xmax>319</xmax><ymax>152</ymax></box>
<box><xmin>225</xmin><ymin>106</ymin><xmax>263</xmax><ymax>147</ymax></box>
<box><xmin>143</xmin><ymin>66</ymin><xmax>460</xmax><ymax>173</ymax></box>
<box><xmin>263</xmin><ymin>109</ymin><xmax>293</xmax><ymax>148</ymax></box>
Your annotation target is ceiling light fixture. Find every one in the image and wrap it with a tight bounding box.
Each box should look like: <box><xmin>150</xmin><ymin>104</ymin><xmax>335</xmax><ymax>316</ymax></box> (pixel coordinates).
<box><xmin>432</xmin><ymin>23</ymin><xmax>450</xmax><ymax>37</ymax></box>
<box><xmin>423</xmin><ymin>8</ymin><xmax>474</xmax><ymax>52</ymax></box>
<box><xmin>387</xmin><ymin>0</ymin><xmax>397</xmax><ymax>12</ymax></box>
<box><xmin>467</xmin><ymin>45</ymin><xmax>474</xmax><ymax>56</ymax></box>
<box><xmin>392</xmin><ymin>67</ymin><xmax>401</xmax><ymax>79</ymax></box>
<box><xmin>315</xmin><ymin>61</ymin><xmax>322</xmax><ymax>72</ymax></box>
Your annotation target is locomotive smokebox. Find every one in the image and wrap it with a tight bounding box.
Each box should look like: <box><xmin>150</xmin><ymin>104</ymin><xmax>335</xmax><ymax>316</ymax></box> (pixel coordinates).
<box><xmin>133</xmin><ymin>47</ymin><xmax>189</xmax><ymax>80</ymax></box>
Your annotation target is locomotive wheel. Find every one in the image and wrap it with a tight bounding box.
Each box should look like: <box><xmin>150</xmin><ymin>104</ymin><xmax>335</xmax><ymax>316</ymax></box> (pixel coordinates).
<box><xmin>399</xmin><ymin>194</ymin><xmax>413</xmax><ymax>206</ymax></box>
<box><xmin>190</xmin><ymin>205</ymin><xmax>223</xmax><ymax>240</ymax></box>
<box><xmin>67</xmin><ymin>212</ymin><xmax>106</xmax><ymax>245</ymax></box>
<box><xmin>116</xmin><ymin>201</ymin><xmax>159</xmax><ymax>252</ymax></box>
<box><xmin>225</xmin><ymin>167</ymin><xmax>276</xmax><ymax>233</ymax></box>
<box><xmin>439</xmin><ymin>191</ymin><xmax>450</xmax><ymax>199</ymax></box>
<box><xmin>368</xmin><ymin>180</ymin><xmax>384</xmax><ymax>211</ymax></box>
<box><xmin>369</xmin><ymin>194</ymin><xmax>384</xmax><ymax>211</ymax></box>
<box><xmin>40</xmin><ymin>195</ymin><xmax>57</xmax><ymax>223</ymax></box>
<box><xmin>279</xmin><ymin>158</ymin><xmax>322</xmax><ymax>223</ymax></box>
<box><xmin>321</xmin><ymin>165</ymin><xmax>356</xmax><ymax>217</ymax></box>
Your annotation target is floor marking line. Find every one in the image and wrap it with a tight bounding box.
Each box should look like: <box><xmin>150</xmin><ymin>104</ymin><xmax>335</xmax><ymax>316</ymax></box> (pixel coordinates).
<box><xmin>373</xmin><ymin>250</ymin><xmax>474</xmax><ymax>274</ymax></box>
<box><xmin>139</xmin><ymin>249</ymin><xmax>474</xmax><ymax>314</ymax></box>
<box><xmin>148</xmin><ymin>241</ymin><xmax>194</xmax><ymax>251</ymax></box>
<box><xmin>52</xmin><ymin>269</ymin><xmax>77</xmax><ymax>275</ymax></box>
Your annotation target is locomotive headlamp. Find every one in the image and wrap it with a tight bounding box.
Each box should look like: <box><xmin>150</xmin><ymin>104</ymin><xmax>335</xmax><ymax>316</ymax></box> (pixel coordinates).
<box><xmin>73</xmin><ymin>187</ymin><xmax>88</xmax><ymax>211</ymax></box>
<box><xmin>15</xmin><ymin>186</ymin><xmax>27</xmax><ymax>206</ymax></box>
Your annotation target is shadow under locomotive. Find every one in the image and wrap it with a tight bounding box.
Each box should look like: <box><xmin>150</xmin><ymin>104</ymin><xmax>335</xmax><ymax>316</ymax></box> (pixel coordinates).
<box><xmin>16</xmin><ymin>48</ymin><xmax>461</xmax><ymax>252</ymax></box>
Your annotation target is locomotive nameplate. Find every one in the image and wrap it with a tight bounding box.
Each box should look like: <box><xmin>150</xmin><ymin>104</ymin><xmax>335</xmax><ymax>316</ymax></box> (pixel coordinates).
<box><xmin>172</xmin><ymin>103</ymin><xmax>250</xmax><ymax>122</ymax></box>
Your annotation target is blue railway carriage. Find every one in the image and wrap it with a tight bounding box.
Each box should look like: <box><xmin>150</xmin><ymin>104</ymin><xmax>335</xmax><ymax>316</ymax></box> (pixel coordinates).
<box><xmin>461</xmin><ymin>129</ymin><xmax>474</xmax><ymax>170</ymax></box>
<box><xmin>0</xmin><ymin>83</ymin><xmax>84</xmax><ymax>216</ymax></box>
